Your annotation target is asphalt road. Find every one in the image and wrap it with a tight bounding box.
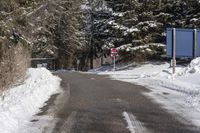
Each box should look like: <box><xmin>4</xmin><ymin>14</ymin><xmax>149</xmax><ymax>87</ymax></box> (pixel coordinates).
<box><xmin>40</xmin><ymin>72</ymin><xmax>200</xmax><ymax>133</ymax></box>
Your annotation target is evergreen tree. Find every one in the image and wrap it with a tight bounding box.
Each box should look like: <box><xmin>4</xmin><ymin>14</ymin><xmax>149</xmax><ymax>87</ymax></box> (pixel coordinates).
<box><xmin>53</xmin><ymin>0</ymin><xmax>82</xmax><ymax>69</ymax></box>
<box><xmin>88</xmin><ymin>0</ymin><xmax>200</xmax><ymax>62</ymax></box>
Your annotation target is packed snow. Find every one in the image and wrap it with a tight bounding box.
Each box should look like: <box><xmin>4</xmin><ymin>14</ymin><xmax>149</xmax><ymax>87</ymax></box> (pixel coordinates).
<box><xmin>123</xmin><ymin>112</ymin><xmax>148</xmax><ymax>133</ymax></box>
<box><xmin>92</xmin><ymin>57</ymin><xmax>200</xmax><ymax>127</ymax></box>
<box><xmin>0</xmin><ymin>68</ymin><xmax>61</xmax><ymax>133</ymax></box>
<box><xmin>123</xmin><ymin>112</ymin><xmax>136</xmax><ymax>133</ymax></box>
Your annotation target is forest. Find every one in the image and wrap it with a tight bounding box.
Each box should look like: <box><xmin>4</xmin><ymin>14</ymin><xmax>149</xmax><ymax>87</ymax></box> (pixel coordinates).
<box><xmin>1</xmin><ymin>0</ymin><xmax>200</xmax><ymax>89</ymax></box>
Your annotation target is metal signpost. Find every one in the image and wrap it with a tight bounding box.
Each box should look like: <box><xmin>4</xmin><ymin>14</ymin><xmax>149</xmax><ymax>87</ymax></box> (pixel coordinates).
<box><xmin>167</xmin><ymin>28</ymin><xmax>199</xmax><ymax>75</ymax></box>
<box><xmin>111</xmin><ymin>48</ymin><xmax>118</xmax><ymax>71</ymax></box>
<box><xmin>193</xmin><ymin>29</ymin><xmax>197</xmax><ymax>58</ymax></box>
<box><xmin>172</xmin><ymin>28</ymin><xmax>176</xmax><ymax>74</ymax></box>
<box><xmin>77</xmin><ymin>59</ymin><xmax>80</xmax><ymax>71</ymax></box>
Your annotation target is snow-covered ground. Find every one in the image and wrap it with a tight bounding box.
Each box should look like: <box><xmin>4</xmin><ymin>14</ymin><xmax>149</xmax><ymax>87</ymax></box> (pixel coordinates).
<box><xmin>0</xmin><ymin>68</ymin><xmax>61</xmax><ymax>133</ymax></box>
<box><xmin>92</xmin><ymin>58</ymin><xmax>200</xmax><ymax>127</ymax></box>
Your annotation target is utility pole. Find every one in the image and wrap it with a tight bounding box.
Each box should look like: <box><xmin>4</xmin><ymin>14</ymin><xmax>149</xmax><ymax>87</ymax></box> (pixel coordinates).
<box><xmin>90</xmin><ymin>14</ymin><xmax>94</xmax><ymax>69</ymax></box>
<box><xmin>89</xmin><ymin>0</ymin><xmax>94</xmax><ymax>69</ymax></box>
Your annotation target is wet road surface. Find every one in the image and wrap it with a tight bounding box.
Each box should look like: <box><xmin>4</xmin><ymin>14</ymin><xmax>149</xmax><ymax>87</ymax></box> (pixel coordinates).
<box><xmin>40</xmin><ymin>72</ymin><xmax>200</xmax><ymax>133</ymax></box>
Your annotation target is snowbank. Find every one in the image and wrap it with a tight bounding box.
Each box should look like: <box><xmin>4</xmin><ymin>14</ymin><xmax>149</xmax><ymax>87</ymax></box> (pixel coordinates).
<box><xmin>0</xmin><ymin>68</ymin><xmax>61</xmax><ymax>133</ymax></box>
<box><xmin>95</xmin><ymin>58</ymin><xmax>200</xmax><ymax>127</ymax></box>
<box><xmin>178</xmin><ymin>57</ymin><xmax>200</xmax><ymax>76</ymax></box>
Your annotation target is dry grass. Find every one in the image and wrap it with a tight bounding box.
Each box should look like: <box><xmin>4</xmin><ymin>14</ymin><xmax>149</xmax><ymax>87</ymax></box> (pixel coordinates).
<box><xmin>0</xmin><ymin>38</ymin><xmax>30</xmax><ymax>92</ymax></box>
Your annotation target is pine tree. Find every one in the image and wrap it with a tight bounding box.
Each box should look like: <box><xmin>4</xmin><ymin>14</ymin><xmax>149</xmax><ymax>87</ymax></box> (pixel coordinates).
<box><xmin>53</xmin><ymin>0</ymin><xmax>82</xmax><ymax>69</ymax></box>
<box><xmin>82</xmin><ymin>0</ymin><xmax>113</xmax><ymax>68</ymax></box>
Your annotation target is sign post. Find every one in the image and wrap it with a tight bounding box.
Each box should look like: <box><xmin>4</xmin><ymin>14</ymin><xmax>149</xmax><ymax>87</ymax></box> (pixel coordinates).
<box><xmin>111</xmin><ymin>48</ymin><xmax>118</xmax><ymax>71</ymax></box>
<box><xmin>172</xmin><ymin>28</ymin><xmax>176</xmax><ymax>74</ymax></box>
<box><xmin>193</xmin><ymin>29</ymin><xmax>197</xmax><ymax>58</ymax></box>
<box><xmin>113</xmin><ymin>56</ymin><xmax>116</xmax><ymax>71</ymax></box>
<box><xmin>77</xmin><ymin>59</ymin><xmax>80</xmax><ymax>71</ymax></box>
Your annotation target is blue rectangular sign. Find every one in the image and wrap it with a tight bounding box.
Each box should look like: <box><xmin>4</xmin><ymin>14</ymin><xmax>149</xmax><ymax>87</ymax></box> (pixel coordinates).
<box><xmin>196</xmin><ymin>30</ymin><xmax>200</xmax><ymax>56</ymax></box>
<box><xmin>167</xmin><ymin>28</ymin><xmax>197</xmax><ymax>58</ymax></box>
<box><xmin>166</xmin><ymin>28</ymin><xmax>173</xmax><ymax>57</ymax></box>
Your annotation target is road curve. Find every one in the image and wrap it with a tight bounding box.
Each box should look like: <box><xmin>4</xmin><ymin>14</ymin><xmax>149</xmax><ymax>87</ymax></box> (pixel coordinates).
<box><xmin>40</xmin><ymin>72</ymin><xmax>200</xmax><ymax>133</ymax></box>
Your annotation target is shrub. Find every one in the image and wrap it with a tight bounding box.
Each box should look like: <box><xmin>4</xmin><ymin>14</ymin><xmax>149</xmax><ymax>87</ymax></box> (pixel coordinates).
<box><xmin>0</xmin><ymin>39</ymin><xmax>30</xmax><ymax>91</ymax></box>
<box><xmin>15</xmin><ymin>15</ymin><xmax>28</xmax><ymax>27</ymax></box>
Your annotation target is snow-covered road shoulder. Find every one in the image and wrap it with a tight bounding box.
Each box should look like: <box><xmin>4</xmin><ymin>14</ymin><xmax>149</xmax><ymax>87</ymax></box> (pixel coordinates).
<box><xmin>0</xmin><ymin>68</ymin><xmax>61</xmax><ymax>133</ymax></box>
<box><xmin>92</xmin><ymin>58</ymin><xmax>200</xmax><ymax>127</ymax></box>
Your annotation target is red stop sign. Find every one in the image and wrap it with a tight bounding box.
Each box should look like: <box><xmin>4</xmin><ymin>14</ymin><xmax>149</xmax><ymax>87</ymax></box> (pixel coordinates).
<box><xmin>111</xmin><ymin>48</ymin><xmax>117</xmax><ymax>53</ymax></box>
<box><xmin>111</xmin><ymin>48</ymin><xmax>118</xmax><ymax>57</ymax></box>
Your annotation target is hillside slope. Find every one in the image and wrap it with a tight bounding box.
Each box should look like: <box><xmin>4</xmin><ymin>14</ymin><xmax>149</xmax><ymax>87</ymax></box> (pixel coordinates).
<box><xmin>0</xmin><ymin>0</ymin><xmax>83</xmax><ymax>90</ymax></box>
